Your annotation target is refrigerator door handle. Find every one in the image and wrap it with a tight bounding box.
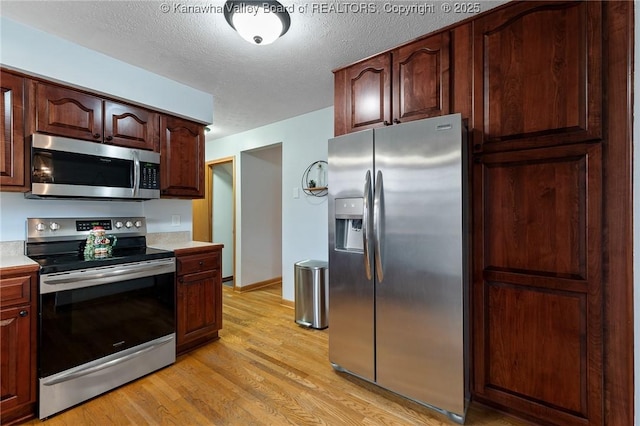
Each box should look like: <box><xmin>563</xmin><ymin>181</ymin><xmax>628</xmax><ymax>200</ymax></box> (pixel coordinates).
<box><xmin>362</xmin><ymin>170</ymin><xmax>373</xmax><ymax>280</ymax></box>
<box><xmin>373</xmin><ymin>170</ymin><xmax>385</xmax><ymax>282</ymax></box>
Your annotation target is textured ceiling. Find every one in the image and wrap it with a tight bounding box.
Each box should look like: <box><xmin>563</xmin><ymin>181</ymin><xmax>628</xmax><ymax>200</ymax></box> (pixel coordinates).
<box><xmin>0</xmin><ymin>0</ymin><xmax>507</xmax><ymax>140</ymax></box>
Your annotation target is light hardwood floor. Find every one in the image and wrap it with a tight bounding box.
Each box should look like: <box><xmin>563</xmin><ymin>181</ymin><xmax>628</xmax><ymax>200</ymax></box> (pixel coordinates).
<box><xmin>27</xmin><ymin>285</ymin><xmax>528</xmax><ymax>425</ymax></box>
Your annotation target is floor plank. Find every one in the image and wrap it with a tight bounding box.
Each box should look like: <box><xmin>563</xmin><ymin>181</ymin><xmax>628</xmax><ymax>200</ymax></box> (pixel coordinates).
<box><xmin>26</xmin><ymin>285</ymin><xmax>528</xmax><ymax>425</ymax></box>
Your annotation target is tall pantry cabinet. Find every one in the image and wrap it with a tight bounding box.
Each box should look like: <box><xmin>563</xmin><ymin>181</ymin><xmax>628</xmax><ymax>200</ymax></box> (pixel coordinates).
<box><xmin>471</xmin><ymin>2</ymin><xmax>605</xmax><ymax>425</ymax></box>
<box><xmin>332</xmin><ymin>1</ymin><xmax>633</xmax><ymax>425</ymax></box>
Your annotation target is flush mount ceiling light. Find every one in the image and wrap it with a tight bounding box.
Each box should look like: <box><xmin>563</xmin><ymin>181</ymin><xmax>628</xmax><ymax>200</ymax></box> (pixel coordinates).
<box><xmin>224</xmin><ymin>0</ymin><xmax>291</xmax><ymax>45</ymax></box>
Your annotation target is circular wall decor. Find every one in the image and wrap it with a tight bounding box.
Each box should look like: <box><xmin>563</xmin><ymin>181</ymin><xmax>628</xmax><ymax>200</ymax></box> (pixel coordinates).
<box><xmin>301</xmin><ymin>160</ymin><xmax>328</xmax><ymax>197</ymax></box>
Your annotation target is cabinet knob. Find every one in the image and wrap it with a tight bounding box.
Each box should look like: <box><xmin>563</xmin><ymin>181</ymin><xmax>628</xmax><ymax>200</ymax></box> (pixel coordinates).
<box><xmin>393</xmin><ymin>118</ymin><xmax>401</xmax><ymax>124</ymax></box>
<box><xmin>19</xmin><ymin>310</ymin><xmax>28</xmax><ymax>317</ymax></box>
<box><xmin>105</xmin><ymin>135</ymin><xmax>113</xmax><ymax>141</ymax></box>
<box><xmin>473</xmin><ymin>156</ymin><xmax>482</xmax><ymax>164</ymax></box>
<box><xmin>179</xmin><ymin>277</ymin><xmax>184</xmax><ymax>283</ymax></box>
<box><xmin>199</xmin><ymin>261</ymin><xmax>204</xmax><ymax>266</ymax></box>
<box><xmin>93</xmin><ymin>133</ymin><xmax>100</xmax><ymax>139</ymax></box>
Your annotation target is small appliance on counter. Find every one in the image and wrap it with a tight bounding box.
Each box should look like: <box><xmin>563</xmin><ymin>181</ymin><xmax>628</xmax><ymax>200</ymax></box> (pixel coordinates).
<box><xmin>25</xmin><ymin>217</ymin><xmax>176</xmax><ymax>419</ymax></box>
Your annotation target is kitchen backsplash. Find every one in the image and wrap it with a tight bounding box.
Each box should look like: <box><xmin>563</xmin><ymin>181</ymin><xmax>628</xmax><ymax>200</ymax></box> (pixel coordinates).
<box><xmin>146</xmin><ymin>231</ymin><xmax>191</xmax><ymax>246</ymax></box>
<box><xmin>0</xmin><ymin>240</ymin><xmax>25</xmax><ymax>257</ymax></box>
<box><xmin>0</xmin><ymin>192</ymin><xmax>192</xmax><ymax>242</ymax></box>
<box><xmin>0</xmin><ymin>231</ymin><xmax>192</xmax><ymax>260</ymax></box>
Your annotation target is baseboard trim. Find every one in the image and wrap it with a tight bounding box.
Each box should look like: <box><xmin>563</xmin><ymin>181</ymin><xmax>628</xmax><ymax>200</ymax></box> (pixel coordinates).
<box><xmin>237</xmin><ymin>277</ymin><xmax>282</xmax><ymax>293</ymax></box>
<box><xmin>280</xmin><ymin>299</ymin><xmax>294</xmax><ymax>309</ymax></box>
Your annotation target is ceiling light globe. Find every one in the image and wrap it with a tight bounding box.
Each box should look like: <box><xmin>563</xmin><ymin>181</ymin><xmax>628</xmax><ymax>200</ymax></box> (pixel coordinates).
<box><xmin>224</xmin><ymin>1</ymin><xmax>291</xmax><ymax>46</ymax></box>
<box><xmin>232</xmin><ymin>6</ymin><xmax>283</xmax><ymax>45</ymax></box>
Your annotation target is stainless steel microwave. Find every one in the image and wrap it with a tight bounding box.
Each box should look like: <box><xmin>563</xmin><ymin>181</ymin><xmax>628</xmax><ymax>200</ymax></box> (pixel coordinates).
<box><xmin>27</xmin><ymin>134</ymin><xmax>161</xmax><ymax>200</ymax></box>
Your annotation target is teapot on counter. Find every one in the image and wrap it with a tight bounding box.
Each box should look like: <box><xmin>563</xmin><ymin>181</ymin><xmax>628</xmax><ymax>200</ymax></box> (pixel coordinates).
<box><xmin>83</xmin><ymin>226</ymin><xmax>117</xmax><ymax>260</ymax></box>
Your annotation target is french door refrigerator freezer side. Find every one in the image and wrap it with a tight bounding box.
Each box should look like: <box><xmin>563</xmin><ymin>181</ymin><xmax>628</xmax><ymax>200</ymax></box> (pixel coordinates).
<box><xmin>328</xmin><ymin>129</ymin><xmax>375</xmax><ymax>382</ymax></box>
<box><xmin>374</xmin><ymin>114</ymin><xmax>467</xmax><ymax>421</ymax></box>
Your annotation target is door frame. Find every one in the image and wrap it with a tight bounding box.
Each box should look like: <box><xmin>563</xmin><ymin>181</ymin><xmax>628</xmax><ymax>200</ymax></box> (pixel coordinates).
<box><xmin>192</xmin><ymin>156</ymin><xmax>236</xmax><ymax>290</ymax></box>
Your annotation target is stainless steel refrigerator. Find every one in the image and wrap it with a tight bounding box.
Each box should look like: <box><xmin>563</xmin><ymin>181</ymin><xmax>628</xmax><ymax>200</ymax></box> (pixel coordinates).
<box><xmin>328</xmin><ymin>113</ymin><xmax>469</xmax><ymax>423</ymax></box>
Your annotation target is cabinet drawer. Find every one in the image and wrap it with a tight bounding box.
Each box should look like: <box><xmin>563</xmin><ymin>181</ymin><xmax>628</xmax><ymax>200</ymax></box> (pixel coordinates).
<box><xmin>0</xmin><ymin>275</ymin><xmax>31</xmax><ymax>307</ymax></box>
<box><xmin>177</xmin><ymin>252</ymin><xmax>219</xmax><ymax>275</ymax></box>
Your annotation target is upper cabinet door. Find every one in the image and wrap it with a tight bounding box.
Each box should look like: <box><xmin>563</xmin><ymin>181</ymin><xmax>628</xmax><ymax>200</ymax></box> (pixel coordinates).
<box><xmin>334</xmin><ymin>33</ymin><xmax>451</xmax><ymax>136</ymax></box>
<box><xmin>36</xmin><ymin>83</ymin><xmax>103</xmax><ymax>142</ymax></box>
<box><xmin>392</xmin><ymin>32</ymin><xmax>450</xmax><ymax>124</ymax></box>
<box><xmin>160</xmin><ymin>116</ymin><xmax>204</xmax><ymax>198</ymax></box>
<box><xmin>334</xmin><ymin>53</ymin><xmax>391</xmax><ymax>135</ymax></box>
<box><xmin>104</xmin><ymin>101</ymin><xmax>159</xmax><ymax>151</ymax></box>
<box><xmin>0</xmin><ymin>71</ymin><xmax>27</xmax><ymax>190</ymax></box>
<box><xmin>473</xmin><ymin>1</ymin><xmax>602</xmax><ymax>152</ymax></box>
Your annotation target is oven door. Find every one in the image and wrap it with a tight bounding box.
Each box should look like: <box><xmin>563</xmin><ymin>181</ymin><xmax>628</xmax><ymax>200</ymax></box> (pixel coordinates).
<box><xmin>39</xmin><ymin>258</ymin><xmax>176</xmax><ymax>378</ymax></box>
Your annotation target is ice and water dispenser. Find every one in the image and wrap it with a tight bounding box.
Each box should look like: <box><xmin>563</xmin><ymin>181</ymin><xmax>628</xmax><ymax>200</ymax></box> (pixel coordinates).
<box><xmin>335</xmin><ymin>197</ymin><xmax>364</xmax><ymax>252</ymax></box>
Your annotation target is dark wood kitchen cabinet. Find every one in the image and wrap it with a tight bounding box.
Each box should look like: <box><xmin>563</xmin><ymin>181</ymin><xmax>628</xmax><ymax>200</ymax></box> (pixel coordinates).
<box><xmin>0</xmin><ymin>265</ymin><xmax>38</xmax><ymax>425</ymax></box>
<box><xmin>32</xmin><ymin>82</ymin><xmax>159</xmax><ymax>151</ymax></box>
<box><xmin>472</xmin><ymin>1</ymin><xmax>602</xmax><ymax>154</ymax></box>
<box><xmin>160</xmin><ymin>115</ymin><xmax>205</xmax><ymax>198</ymax></box>
<box><xmin>0</xmin><ymin>70</ymin><xmax>28</xmax><ymax>191</ymax></box>
<box><xmin>175</xmin><ymin>245</ymin><xmax>223</xmax><ymax>355</ymax></box>
<box><xmin>472</xmin><ymin>143</ymin><xmax>603</xmax><ymax>425</ymax></box>
<box><xmin>334</xmin><ymin>32</ymin><xmax>450</xmax><ymax>136</ymax></box>
<box><xmin>334</xmin><ymin>52</ymin><xmax>390</xmax><ymax>135</ymax></box>
<box><xmin>103</xmin><ymin>100</ymin><xmax>159</xmax><ymax>151</ymax></box>
<box><xmin>470</xmin><ymin>1</ymin><xmax>631</xmax><ymax>425</ymax></box>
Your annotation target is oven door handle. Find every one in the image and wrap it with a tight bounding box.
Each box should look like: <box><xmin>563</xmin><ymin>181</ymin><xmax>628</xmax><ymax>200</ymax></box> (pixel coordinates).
<box><xmin>40</xmin><ymin>259</ymin><xmax>175</xmax><ymax>294</ymax></box>
<box><xmin>41</xmin><ymin>335</ymin><xmax>174</xmax><ymax>386</ymax></box>
<box><xmin>44</xmin><ymin>264</ymin><xmax>165</xmax><ymax>285</ymax></box>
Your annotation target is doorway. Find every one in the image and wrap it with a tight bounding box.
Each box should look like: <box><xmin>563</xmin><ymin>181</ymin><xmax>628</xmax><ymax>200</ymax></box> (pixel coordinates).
<box><xmin>193</xmin><ymin>157</ymin><xmax>236</xmax><ymax>288</ymax></box>
<box><xmin>239</xmin><ymin>144</ymin><xmax>282</xmax><ymax>291</ymax></box>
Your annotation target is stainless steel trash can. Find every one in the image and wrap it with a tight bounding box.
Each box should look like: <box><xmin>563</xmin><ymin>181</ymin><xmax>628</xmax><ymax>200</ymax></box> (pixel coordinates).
<box><xmin>294</xmin><ymin>260</ymin><xmax>328</xmax><ymax>329</ymax></box>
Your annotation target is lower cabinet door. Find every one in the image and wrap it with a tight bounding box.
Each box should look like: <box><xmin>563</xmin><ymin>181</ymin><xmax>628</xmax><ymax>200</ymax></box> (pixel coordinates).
<box><xmin>472</xmin><ymin>143</ymin><xmax>603</xmax><ymax>425</ymax></box>
<box><xmin>0</xmin><ymin>305</ymin><xmax>33</xmax><ymax>414</ymax></box>
<box><xmin>176</xmin><ymin>269</ymin><xmax>221</xmax><ymax>354</ymax></box>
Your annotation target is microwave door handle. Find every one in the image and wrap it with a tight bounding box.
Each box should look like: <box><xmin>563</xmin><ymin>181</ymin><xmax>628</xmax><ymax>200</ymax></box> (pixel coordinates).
<box><xmin>132</xmin><ymin>150</ymin><xmax>140</xmax><ymax>197</ymax></box>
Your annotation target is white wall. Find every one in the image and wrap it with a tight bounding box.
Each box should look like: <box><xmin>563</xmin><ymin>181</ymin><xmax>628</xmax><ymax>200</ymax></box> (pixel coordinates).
<box><xmin>0</xmin><ymin>192</ymin><xmax>192</xmax><ymax>241</ymax></box>
<box><xmin>213</xmin><ymin>163</ymin><xmax>234</xmax><ymax>278</ymax></box>
<box><xmin>241</xmin><ymin>145</ymin><xmax>282</xmax><ymax>286</ymax></box>
<box><xmin>0</xmin><ymin>16</ymin><xmax>213</xmax><ymax>124</ymax></box>
<box><xmin>206</xmin><ymin>107</ymin><xmax>332</xmax><ymax>301</ymax></box>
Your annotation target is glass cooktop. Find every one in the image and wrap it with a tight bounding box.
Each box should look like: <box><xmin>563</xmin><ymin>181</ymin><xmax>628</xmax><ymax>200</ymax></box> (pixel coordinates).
<box><xmin>27</xmin><ymin>237</ymin><xmax>174</xmax><ymax>274</ymax></box>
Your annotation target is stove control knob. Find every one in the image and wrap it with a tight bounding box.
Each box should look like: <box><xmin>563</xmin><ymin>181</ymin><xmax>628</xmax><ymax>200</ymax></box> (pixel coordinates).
<box><xmin>125</xmin><ymin>221</ymin><xmax>133</xmax><ymax>229</ymax></box>
<box><xmin>35</xmin><ymin>222</ymin><xmax>46</xmax><ymax>232</ymax></box>
<box><xmin>134</xmin><ymin>220</ymin><xmax>143</xmax><ymax>228</ymax></box>
<box><xmin>114</xmin><ymin>221</ymin><xmax>123</xmax><ymax>229</ymax></box>
<box><xmin>49</xmin><ymin>222</ymin><xmax>60</xmax><ymax>231</ymax></box>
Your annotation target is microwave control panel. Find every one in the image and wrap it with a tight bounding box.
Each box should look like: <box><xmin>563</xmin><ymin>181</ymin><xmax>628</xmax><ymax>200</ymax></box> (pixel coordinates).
<box><xmin>140</xmin><ymin>162</ymin><xmax>160</xmax><ymax>189</ymax></box>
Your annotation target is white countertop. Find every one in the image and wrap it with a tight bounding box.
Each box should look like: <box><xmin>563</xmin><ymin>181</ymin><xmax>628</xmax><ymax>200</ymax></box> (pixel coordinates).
<box><xmin>149</xmin><ymin>240</ymin><xmax>222</xmax><ymax>252</ymax></box>
<box><xmin>0</xmin><ymin>254</ymin><xmax>38</xmax><ymax>269</ymax></box>
<box><xmin>0</xmin><ymin>233</ymin><xmax>221</xmax><ymax>269</ymax></box>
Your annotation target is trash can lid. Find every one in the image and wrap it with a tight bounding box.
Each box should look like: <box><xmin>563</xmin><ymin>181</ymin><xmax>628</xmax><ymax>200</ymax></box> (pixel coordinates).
<box><xmin>295</xmin><ymin>259</ymin><xmax>328</xmax><ymax>269</ymax></box>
